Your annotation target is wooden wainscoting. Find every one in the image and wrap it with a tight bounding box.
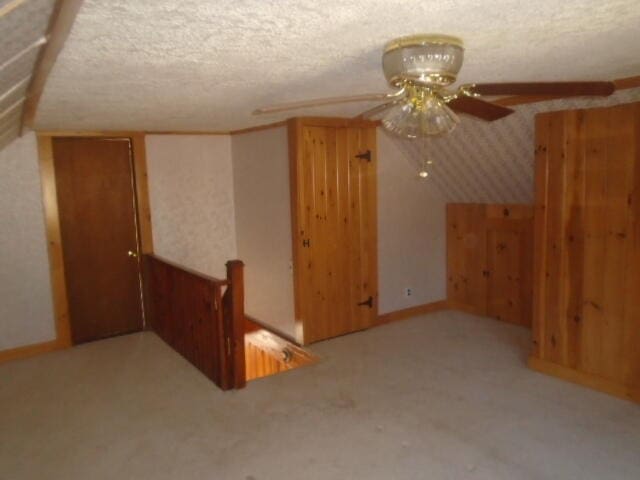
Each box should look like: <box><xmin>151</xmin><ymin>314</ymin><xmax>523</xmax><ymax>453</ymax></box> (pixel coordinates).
<box><xmin>145</xmin><ymin>255</ymin><xmax>246</xmax><ymax>390</ymax></box>
<box><xmin>447</xmin><ymin>203</ymin><xmax>534</xmax><ymax>327</ymax></box>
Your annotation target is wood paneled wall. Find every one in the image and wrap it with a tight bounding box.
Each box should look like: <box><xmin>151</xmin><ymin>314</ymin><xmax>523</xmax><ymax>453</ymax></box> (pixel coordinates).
<box><xmin>447</xmin><ymin>203</ymin><xmax>534</xmax><ymax>327</ymax></box>
<box><xmin>530</xmin><ymin>102</ymin><xmax>640</xmax><ymax>403</ymax></box>
<box><xmin>144</xmin><ymin>255</ymin><xmax>246</xmax><ymax>390</ymax></box>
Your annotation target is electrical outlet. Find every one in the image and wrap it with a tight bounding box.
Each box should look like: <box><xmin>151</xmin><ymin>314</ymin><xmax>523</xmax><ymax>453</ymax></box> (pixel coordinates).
<box><xmin>405</xmin><ymin>287</ymin><xmax>412</xmax><ymax>297</ymax></box>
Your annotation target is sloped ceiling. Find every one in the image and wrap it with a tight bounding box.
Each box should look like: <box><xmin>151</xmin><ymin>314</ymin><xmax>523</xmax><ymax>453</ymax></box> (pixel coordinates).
<box><xmin>35</xmin><ymin>0</ymin><xmax>640</xmax><ymax>131</ymax></box>
<box><xmin>387</xmin><ymin>88</ymin><xmax>640</xmax><ymax>204</ymax></box>
<box><xmin>0</xmin><ymin>0</ymin><xmax>55</xmax><ymax>149</ymax></box>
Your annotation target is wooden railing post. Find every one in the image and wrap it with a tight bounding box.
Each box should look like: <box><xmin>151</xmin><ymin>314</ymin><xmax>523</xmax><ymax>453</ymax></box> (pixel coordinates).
<box><xmin>226</xmin><ymin>260</ymin><xmax>246</xmax><ymax>389</ymax></box>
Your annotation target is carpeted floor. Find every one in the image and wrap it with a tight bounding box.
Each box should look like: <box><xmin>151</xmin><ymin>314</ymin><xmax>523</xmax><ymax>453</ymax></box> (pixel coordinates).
<box><xmin>1</xmin><ymin>310</ymin><xmax>639</xmax><ymax>480</ymax></box>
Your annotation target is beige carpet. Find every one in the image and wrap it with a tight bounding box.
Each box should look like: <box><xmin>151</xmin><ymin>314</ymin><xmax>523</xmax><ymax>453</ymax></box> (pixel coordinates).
<box><xmin>1</xmin><ymin>310</ymin><xmax>639</xmax><ymax>479</ymax></box>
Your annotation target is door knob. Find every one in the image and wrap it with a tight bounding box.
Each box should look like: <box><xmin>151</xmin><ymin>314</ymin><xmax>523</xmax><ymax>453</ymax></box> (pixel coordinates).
<box><xmin>128</xmin><ymin>250</ymin><xmax>138</xmax><ymax>258</ymax></box>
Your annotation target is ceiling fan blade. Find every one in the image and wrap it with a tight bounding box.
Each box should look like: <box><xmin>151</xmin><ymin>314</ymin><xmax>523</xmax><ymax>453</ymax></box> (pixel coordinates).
<box><xmin>472</xmin><ymin>81</ymin><xmax>615</xmax><ymax>97</ymax></box>
<box><xmin>357</xmin><ymin>100</ymin><xmax>402</xmax><ymax>119</ymax></box>
<box><xmin>253</xmin><ymin>92</ymin><xmax>402</xmax><ymax>115</ymax></box>
<box><xmin>447</xmin><ymin>96</ymin><xmax>514</xmax><ymax>121</ymax></box>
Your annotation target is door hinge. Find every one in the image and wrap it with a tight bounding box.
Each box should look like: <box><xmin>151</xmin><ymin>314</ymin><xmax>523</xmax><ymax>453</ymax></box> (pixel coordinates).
<box><xmin>357</xmin><ymin>295</ymin><xmax>374</xmax><ymax>308</ymax></box>
<box><xmin>226</xmin><ymin>337</ymin><xmax>232</xmax><ymax>356</ymax></box>
<box><xmin>302</xmin><ymin>238</ymin><xmax>310</xmax><ymax>247</ymax></box>
<box><xmin>355</xmin><ymin>150</ymin><xmax>372</xmax><ymax>162</ymax></box>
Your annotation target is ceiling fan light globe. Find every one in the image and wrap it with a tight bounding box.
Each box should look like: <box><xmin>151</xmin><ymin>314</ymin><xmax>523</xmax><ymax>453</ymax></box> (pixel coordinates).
<box><xmin>382</xmin><ymin>95</ymin><xmax>459</xmax><ymax>138</ymax></box>
<box><xmin>382</xmin><ymin>34</ymin><xmax>464</xmax><ymax>88</ymax></box>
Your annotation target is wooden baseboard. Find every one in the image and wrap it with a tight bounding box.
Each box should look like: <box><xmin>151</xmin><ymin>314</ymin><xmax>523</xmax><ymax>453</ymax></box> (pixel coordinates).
<box><xmin>446</xmin><ymin>301</ymin><xmax>486</xmax><ymax>317</ymax></box>
<box><xmin>0</xmin><ymin>340</ymin><xmax>62</xmax><ymax>365</ymax></box>
<box><xmin>375</xmin><ymin>300</ymin><xmax>448</xmax><ymax>326</ymax></box>
<box><xmin>528</xmin><ymin>356</ymin><xmax>640</xmax><ymax>404</ymax></box>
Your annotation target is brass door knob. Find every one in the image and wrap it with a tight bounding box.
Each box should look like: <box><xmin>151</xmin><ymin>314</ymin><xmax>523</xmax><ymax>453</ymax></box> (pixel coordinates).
<box><xmin>127</xmin><ymin>250</ymin><xmax>138</xmax><ymax>258</ymax></box>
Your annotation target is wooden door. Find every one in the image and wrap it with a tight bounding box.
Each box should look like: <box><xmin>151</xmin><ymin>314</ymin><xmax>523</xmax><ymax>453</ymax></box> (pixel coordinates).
<box><xmin>290</xmin><ymin>118</ymin><xmax>378</xmax><ymax>344</ymax></box>
<box><xmin>532</xmin><ymin>102</ymin><xmax>640</xmax><ymax>401</ymax></box>
<box><xmin>53</xmin><ymin>137</ymin><xmax>144</xmax><ymax>344</ymax></box>
<box><xmin>485</xmin><ymin>205</ymin><xmax>533</xmax><ymax>326</ymax></box>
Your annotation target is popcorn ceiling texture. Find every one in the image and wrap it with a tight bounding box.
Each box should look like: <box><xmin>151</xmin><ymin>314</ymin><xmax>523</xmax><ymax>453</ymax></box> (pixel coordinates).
<box><xmin>36</xmin><ymin>0</ymin><xmax>640</xmax><ymax>131</ymax></box>
<box><xmin>390</xmin><ymin>88</ymin><xmax>640</xmax><ymax>204</ymax></box>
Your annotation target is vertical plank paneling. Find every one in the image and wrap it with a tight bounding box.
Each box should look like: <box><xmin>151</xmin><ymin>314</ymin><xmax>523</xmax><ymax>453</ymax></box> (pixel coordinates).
<box><xmin>543</xmin><ymin>112</ymin><xmax>568</xmax><ymax>364</ymax></box>
<box><xmin>530</xmin><ymin>101</ymin><xmax>640</xmax><ymax>403</ymax></box>
<box><xmin>625</xmin><ymin>103</ymin><xmax>640</xmax><ymax>388</ymax></box>
<box><xmin>563</xmin><ymin>110</ymin><xmax>585</xmax><ymax>369</ymax></box>
<box><xmin>448</xmin><ymin>203</ymin><xmax>533</xmax><ymax>326</ymax></box>
<box><xmin>600</xmin><ymin>104</ymin><xmax>634</xmax><ymax>383</ymax></box>
<box><xmin>532</xmin><ymin>114</ymin><xmax>550</xmax><ymax>358</ymax></box>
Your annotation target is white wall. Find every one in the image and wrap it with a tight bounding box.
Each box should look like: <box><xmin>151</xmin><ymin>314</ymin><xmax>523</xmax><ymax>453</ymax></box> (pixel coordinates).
<box><xmin>231</xmin><ymin>127</ymin><xmax>296</xmax><ymax>338</ymax></box>
<box><xmin>0</xmin><ymin>133</ymin><xmax>56</xmax><ymax>350</ymax></box>
<box><xmin>146</xmin><ymin>135</ymin><xmax>236</xmax><ymax>279</ymax></box>
<box><xmin>377</xmin><ymin>129</ymin><xmax>447</xmax><ymax>314</ymax></box>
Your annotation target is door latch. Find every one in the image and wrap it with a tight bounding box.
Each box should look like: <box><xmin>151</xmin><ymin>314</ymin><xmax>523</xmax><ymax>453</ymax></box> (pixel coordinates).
<box><xmin>355</xmin><ymin>150</ymin><xmax>371</xmax><ymax>162</ymax></box>
<box><xmin>357</xmin><ymin>295</ymin><xmax>373</xmax><ymax>308</ymax></box>
<box><xmin>302</xmin><ymin>238</ymin><xmax>310</xmax><ymax>247</ymax></box>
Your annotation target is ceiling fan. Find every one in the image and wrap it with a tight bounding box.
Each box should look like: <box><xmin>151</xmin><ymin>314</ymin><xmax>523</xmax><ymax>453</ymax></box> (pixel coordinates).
<box><xmin>253</xmin><ymin>34</ymin><xmax>615</xmax><ymax>138</ymax></box>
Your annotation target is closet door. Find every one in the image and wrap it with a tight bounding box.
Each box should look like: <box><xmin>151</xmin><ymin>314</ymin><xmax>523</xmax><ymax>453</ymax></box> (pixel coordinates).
<box><xmin>289</xmin><ymin>118</ymin><xmax>378</xmax><ymax>344</ymax></box>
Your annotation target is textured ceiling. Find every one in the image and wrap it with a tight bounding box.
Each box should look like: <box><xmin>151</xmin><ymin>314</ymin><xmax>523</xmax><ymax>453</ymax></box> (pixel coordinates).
<box><xmin>36</xmin><ymin>0</ymin><xmax>640</xmax><ymax>131</ymax></box>
<box><xmin>388</xmin><ymin>88</ymin><xmax>640</xmax><ymax>204</ymax></box>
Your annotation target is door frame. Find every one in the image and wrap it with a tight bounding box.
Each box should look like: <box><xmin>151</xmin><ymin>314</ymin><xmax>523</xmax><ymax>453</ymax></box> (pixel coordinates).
<box><xmin>288</xmin><ymin>117</ymin><xmax>379</xmax><ymax>344</ymax></box>
<box><xmin>37</xmin><ymin>132</ymin><xmax>154</xmax><ymax>348</ymax></box>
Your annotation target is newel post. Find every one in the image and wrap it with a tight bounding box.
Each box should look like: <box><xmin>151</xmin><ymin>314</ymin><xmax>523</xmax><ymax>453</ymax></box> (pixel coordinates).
<box><xmin>226</xmin><ymin>260</ymin><xmax>246</xmax><ymax>389</ymax></box>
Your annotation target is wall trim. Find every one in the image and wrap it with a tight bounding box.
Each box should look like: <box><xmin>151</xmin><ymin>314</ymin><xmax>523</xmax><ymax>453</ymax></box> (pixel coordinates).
<box><xmin>0</xmin><ymin>340</ymin><xmax>61</xmax><ymax>365</ymax></box>
<box><xmin>375</xmin><ymin>300</ymin><xmax>448</xmax><ymax>326</ymax></box>
<box><xmin>38</xmin><ymin>135</ymin><xmax>72</xmax><ymax>347</ymax></box>
<box><xmin>528</xmin><ymin>356</ymin><xmax>640</xmax><ymax>404</ymax></box>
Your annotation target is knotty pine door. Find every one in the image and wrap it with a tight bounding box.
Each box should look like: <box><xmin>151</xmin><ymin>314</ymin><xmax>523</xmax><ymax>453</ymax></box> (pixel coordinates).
<box><xmin>53</xmin><ymin>137</ymin><xmax>144</xmax><ymax>344</ymax></box>
<box><xmin>289</xmin><ymin>118</ymin><xmax>378</xmax><ymax>344</ymax></box>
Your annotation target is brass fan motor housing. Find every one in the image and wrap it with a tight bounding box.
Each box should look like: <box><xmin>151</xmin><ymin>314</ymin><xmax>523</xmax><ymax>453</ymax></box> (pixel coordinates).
<box><xmin>382</xmin><ymin>34</ymin><xmax>465</xmax><ymax>88</ymax></box>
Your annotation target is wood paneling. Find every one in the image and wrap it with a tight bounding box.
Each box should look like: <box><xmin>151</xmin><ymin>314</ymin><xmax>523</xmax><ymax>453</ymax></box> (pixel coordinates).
<box><xmin>289</xmin><ymin>117</ymin><xmax>378</xmax><ymax>344</ymax></box>
<box><xmin>447</xmin><ymin>203</ymin><xmax>534</xmax><ymax>326</ymax></box>
<box><xmin>532</xmin><ymin>102</ymin><xmax>640</xmax><ymax>402</ymax></box>
<box><xmin>447</xmin><ymin>203</ymin><xmax>487</xmax><ymax>315</ymax></box>
<box><xmin>485</xmin><ymin>205</ymin><xmax>534</xmax><ymax>326</ymax></box>
<box><xmin>144</xmin><ymin>255</ymin><xmax>246</xmax><ymax>390</ymax></box>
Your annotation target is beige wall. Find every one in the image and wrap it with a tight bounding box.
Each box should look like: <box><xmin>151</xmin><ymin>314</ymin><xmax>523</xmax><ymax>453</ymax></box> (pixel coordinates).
<box><xmin>146</xmin><ymin>135</ymin><xmax>237</xmax><ymax>279</ymax></box>
<box><xmin>231</xmin><ymin>127</ymin><xmax>296</xmax><ymax>338</ymax></box>
<box><xmin>377</xmin><ymin>129</ymin><xmax>447</xmax><ymax>314</ymax></box>
<box><xmin>0</xmin><ymin>133</ymin><xmax>56</xmax><ymax>350</ymax></box>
